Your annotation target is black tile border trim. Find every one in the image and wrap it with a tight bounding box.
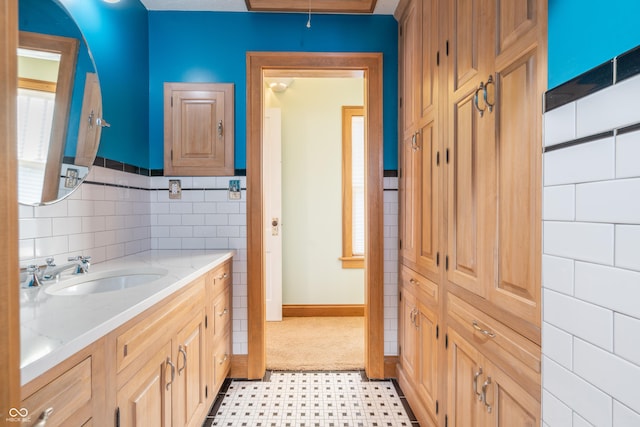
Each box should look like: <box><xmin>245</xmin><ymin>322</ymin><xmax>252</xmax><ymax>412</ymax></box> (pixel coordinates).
<box><xmin>543</xmin><ymin>130</ymin><xmax>614</xmax><ymax>153</ymax></box>
<box><xmin>617</xmin><ymin>121</ymin><xmax>640</xmax><ymax>137</ymax></box>
<box><xmin>545</xmin><ymin>43</ymin><xmax>640</xmax><ymax>112</ymax></box>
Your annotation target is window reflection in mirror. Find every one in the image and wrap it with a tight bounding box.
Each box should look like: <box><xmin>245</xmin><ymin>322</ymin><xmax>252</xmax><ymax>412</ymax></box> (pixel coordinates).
<box><xmin>17</xmin><ymin>31</ymin><xmax>78</xmax><ymax>204</ymax></box>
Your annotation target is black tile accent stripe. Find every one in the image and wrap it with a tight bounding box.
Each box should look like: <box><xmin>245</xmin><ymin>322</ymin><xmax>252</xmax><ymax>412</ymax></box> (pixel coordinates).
<box><xmin>545</xmin><ymin>43</ymin><xmax>640</xmax><ymax>112</ymax></box>
<box><xmin>543</xmin><ymin>130</ymin><xmax>614</xmax><ymax>153</ymax></box>
<box><xmin>617</xmin><ymin>121</ymin><xmax>640</xmax><ymax>136</ymax></box>
<box><xmin>384</xmin><ymin>170</ymin><xmax>398</xmax><ymax>177</ymax></box>
<box><xmin>617</xmin><ymin>45</ymin><xmax>640</xmax><ymax>83</ymax></box>
<box><xmin>545</xmin><ymin>61</ymin><xmax>613</xmax><ymax>112</ymax></box>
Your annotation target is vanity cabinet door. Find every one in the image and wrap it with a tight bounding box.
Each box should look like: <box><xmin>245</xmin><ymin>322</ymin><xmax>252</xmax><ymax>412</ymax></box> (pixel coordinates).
<box><xmin>116</xmin><ymin>342</ymin><xmax>173</xmax><ymax>427</ymax></box>
<box><xmin>173</xmin><ymin>309</ymin><xmax>207</xmax><ymax>427</ymax></box>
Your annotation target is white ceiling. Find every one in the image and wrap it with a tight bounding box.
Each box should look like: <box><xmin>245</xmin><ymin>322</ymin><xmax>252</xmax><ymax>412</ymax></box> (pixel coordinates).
<box><xmin>140</xmin><ymin>0</ymin><xmax>399</xmax><ymax>15</ymax></box>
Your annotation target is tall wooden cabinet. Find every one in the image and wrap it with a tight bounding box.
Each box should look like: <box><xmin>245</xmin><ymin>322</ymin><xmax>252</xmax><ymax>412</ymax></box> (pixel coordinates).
<box><xmin>396</xmin><ymin>0</ymin><xmax>545</xmax><ymax>425</ymax></box>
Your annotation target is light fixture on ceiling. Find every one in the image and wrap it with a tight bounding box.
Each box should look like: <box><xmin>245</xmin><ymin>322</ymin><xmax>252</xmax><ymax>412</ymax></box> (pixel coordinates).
<box><xmin>265</xmin><ymin>78</ymin><xmax>293</xmax><ymax>93</ymax></box>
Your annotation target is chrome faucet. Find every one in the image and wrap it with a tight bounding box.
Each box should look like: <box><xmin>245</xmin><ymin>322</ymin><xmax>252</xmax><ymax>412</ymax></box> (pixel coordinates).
<box><xmin>22</xmin><ymin>264</ymin><xmax>43</xmax><ymax>288</ymax></box>
<box><xmin>42</xmin><ymin>255</ymin><xmax>92</xmax><ymax>281</ymax></box>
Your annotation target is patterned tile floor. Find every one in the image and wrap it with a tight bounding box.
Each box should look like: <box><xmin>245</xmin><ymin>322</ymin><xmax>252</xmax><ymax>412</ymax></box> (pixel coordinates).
<box><xmin>202</xmin><ymin>371</ymin><xmax>419</xmax><ymax>427</ymax></box>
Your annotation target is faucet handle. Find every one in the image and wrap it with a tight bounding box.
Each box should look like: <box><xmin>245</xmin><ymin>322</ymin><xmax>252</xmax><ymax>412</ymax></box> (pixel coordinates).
<box><xmin>46</xmin><ymin>257</ymin><xmax>56</xmax><ymax>266</ymax></box>
<box><xmin>23</xmin><ymin>264</ymin><xmax>43</xmax><ymax>288</ymax></box>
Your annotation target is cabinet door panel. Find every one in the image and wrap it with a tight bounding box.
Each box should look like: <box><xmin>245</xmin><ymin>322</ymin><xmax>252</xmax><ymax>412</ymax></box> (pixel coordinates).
<box><xmin>416</xmin><ymin>121</ymin><xmax>440</xmax><ymax>282</ymax></box>
<box><xmin>417</xmin><ymin>302</ymin><xmax>438</xmax><ymax>419</ymax></box>
<box><xmin>447</xmin><ymin>91</ymin><xmax>485</xmax><ymax>297</ymax></box>
<box><xmin>400</xmin><ymin>288</ymin><xmax>418</xmax><ymax>379</ymax></box>
<box><xmin>485</xmin><ymin>358</ymin><xmax>540</xmax><ymax>427</ymax></box>
<box><xmin>451</xmin><ymin>0</ymin><xmax>482</xmax><ymax>91</ymax></box>
<box><xmin>117</xmin><ymin>342</ymin><xmax>172</xmax><ymax>427</ymax></box>
<box><xmin>172</xmin><ymin>90</ymin><xmax>225</xmax><ymax>167</ymax></box>
<box><xmin>447</xmin><ymin>330</ymin><xmax>485</xmax><ymax>427</ymax></box>
<box><xmin>400</xmin><ymin>133</ymin><xmax>418</xmax><ymax>265</ymax></box>
<box><xmin>420</xmin><ymin>0</ymin><xmax>438</xmax><ymax>119</ymax></box>
<box><xmin>400</xmin><ymin>0</ymin><xmax>420</xmax><ymax>134</ymax></box>
<box><xmin>175</xmin><ymin>310</ymin><xmax>207</xmax><ymax>427</ymax></box>
<box><xmin>491</xmin><ymin>46</ymin><xmax>541</xmax><ymax>326</ymax></box>
<box><xmin>497</xmin><ymin>0</ymin><xmax>536</xmax><ymax>54</ymax></box>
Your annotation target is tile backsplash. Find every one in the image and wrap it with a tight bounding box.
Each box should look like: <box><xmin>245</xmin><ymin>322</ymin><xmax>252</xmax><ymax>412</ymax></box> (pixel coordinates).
<box><xmin>542</xmin><ymin>64</ymin><xmax>640</xmax><ymax>424</ymax></box>
<box><xmin>18</xmin><ymin>168</ymin><xmax>400</xmax><ymax>357</ymax></box>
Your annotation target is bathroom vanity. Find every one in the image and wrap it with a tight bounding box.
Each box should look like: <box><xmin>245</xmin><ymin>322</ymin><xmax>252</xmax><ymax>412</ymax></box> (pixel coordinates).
<box><xmin>19</xmin><ymin>250</ymin><xmax>233</xmax><ymax>426</ymax></box>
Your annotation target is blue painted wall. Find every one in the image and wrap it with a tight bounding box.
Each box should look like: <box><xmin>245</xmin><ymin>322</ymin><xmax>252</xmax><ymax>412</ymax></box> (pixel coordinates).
<box><xmin>58</xmin><ymin>0</ymin><xmax>149</xmax><ymax>168</ymax></box>
<box><xmin>148</xmin><ymin>12</ymin><xmax>398</xmax><ymax>170</ymax></box>
<box><xmin>548</xmin><ymin>0</ymin><xmax>640</xmax><ymax>89</ymax></box>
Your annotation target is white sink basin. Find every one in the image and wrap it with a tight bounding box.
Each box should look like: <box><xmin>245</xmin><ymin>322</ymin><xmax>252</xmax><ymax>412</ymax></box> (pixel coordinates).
<box><xmin>45</xmin><ymin>267</ymin><xmax>168</xmax><ymax>296</ymax></box>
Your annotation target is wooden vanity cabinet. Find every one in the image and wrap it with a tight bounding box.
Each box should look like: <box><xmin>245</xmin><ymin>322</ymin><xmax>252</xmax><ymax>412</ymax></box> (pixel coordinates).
<box><xmin>114</xmin><ymin>277</ymin><xmax>209</xmax><ymax>427</ymax></box>
<box><xmin>20</xmin><ymin>339</ymin><xmax>105</xmax><ymax>427</ymax></box>
<box><xmin>164</xmin><ymin>82</ymin><xmax>235</xmax><ymax>176</ymax></box>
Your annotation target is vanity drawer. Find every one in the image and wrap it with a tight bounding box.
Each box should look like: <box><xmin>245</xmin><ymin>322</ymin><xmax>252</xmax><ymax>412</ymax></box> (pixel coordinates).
<box><xmin>400</xmin><ymin>264</ymin><xmax>438</xmax><ymax>306</ymax></box>
<box><xmin>447</xmin><ymin>293</ymin><xmax>541</xmax><ymax>383</ymax></box>
<box><xmin>116</xmin><ymin>276</ymin><xmax>205</xmax><ymax>373</ymax></box>
<box><xmin>212</xmin><ymin>287</ymin><xmax>231</xmax><ymax>337</ymax></box>
<box><xmin>22</xmin><ymin>357</ymin><xmax>92</xmax><ymax>427</ymax></box>
<box><xmin>208</xmin><ymin>259</ymin><xmax>232</xmax><ymax>298</ymax></box>
<box><xmin>212</xmin><ymin>332</ymin><xmax>231</xmax><ymax>391</ymax></box>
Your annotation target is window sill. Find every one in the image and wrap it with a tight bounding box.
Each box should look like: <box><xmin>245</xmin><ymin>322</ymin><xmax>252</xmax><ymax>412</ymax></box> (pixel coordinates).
<box><xmin>340</xmin><ymin>256</ymin><xmax>364</xmax><ymax>269</ymax></box>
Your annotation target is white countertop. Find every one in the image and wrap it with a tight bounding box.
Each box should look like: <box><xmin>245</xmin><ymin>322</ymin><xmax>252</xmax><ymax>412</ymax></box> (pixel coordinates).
<box><xmin>20</xmin><ymin>249</ymin><xmax>234</xmax><ymax>385</ymax></box>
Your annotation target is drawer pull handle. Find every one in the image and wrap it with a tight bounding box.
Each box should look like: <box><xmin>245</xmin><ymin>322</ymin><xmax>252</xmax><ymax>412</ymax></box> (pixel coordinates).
<box><xmin>409</xmin><ymin>278</ymin><xmax>419</xmax><ymax>285</ymax></box>
<box><xmin>33</xmin><ymin>407</ymin><xmax>53</xmax><ymax>427</ymax></box>
<box><xmin>178</xmin><ymin>345</ymin><xmax>187</xmax><ymax>375</ymax></box>
<box><xmin>482</xmin><ymin>377</ymin><xmax>493</xmax><ymax>413</ymax></box>
<box><xmin>219</xmin><ymin>308</ymin><xmax>229</xmax><ymax>317</ymax></box>
<box><xmin>218</xmin><ymin>272</ymin><xmax>228</xmax><ymax>280</ymax></box>
<box><xmin>166</xmin><ymin>357</ymin><xmax>176</xmax><ymax>390</ymax></box>
<box><xmin>472</xmin><ymin>321</ymin><xmax>496</xmax><ymax>338</ymax></box>
<box><xmin>219</xmin><ymin>354</ymin><xmax>229</xmax><ymax>365</ymax></box>
<box><xmin>473</xmin><ymin>368</ymin><xmax>483</xmax><ymax>401</ymax></box>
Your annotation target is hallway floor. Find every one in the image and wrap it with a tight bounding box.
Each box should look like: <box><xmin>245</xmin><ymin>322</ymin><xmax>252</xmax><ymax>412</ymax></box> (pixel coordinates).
<box><xmin>202</xmin><ymin>371</ymin><xmax>418</xmax><ymax>427</ymax></box>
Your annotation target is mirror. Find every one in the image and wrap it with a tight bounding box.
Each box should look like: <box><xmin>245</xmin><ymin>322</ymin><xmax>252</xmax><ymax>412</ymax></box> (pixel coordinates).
<box><xmin>18</xmin><ymin>0</ymin><xmax>106</xmax><ymax>206</ymax></box>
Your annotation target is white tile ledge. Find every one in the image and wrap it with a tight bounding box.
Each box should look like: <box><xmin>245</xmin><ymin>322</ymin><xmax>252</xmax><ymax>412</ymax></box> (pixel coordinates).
<box><xmin>20</xmin><ymin>249</ymin><xmax>234</xmax><ymax>386</ymax></box>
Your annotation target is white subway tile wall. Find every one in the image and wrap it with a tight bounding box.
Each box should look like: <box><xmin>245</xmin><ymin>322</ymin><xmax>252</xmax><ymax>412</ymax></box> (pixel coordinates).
<box><xmin>543</xmin><ymin>79</ymin><xmax>640</xmax><ymax>424</ymax></box>
<box><xmin>18</xmin><ymin>169</ymin><xmax>400</xmax><ymax>358</ymax></box>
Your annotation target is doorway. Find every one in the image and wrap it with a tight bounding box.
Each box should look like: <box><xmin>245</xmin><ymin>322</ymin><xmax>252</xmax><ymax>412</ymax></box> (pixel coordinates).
<box><xmin>263</xmin><ymin>75</ymin><xmax>366</xmax><ymax>370</ymax></box>
<box><xmin>246</xmin><ymin>51</ymin><xmax>384</xmax><ymax>379</ymax></box>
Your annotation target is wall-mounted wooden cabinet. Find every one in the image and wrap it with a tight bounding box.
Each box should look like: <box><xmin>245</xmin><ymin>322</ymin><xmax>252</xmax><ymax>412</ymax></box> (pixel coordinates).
<box><xmin>396</xmin><ymin>0</ymin><xmax>545</xmax><ymax>424</ymax></box>
<box><xmin>164</xmin><ymin>82</ymin><xmax>234</xmax><ymax>176</ymax></box>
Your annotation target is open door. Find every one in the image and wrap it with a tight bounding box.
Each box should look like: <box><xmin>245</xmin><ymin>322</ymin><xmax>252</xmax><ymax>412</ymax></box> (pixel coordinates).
<box><xmin>264</xmin><ymin>107</ymin><xmax>282</xmax><ymax>321</ymax></box>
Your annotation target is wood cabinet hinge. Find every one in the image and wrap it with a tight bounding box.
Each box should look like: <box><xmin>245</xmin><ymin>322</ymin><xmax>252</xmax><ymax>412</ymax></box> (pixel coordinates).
<box><xmin>436</xmin><ymin>324</ymin><xmax>439</xmax><ymax>339</ymax></box>
<box><xmin>171</xmin><ymin>96</ymin><xmax>173</xmax><ymax>107</ymax></box>
<box><xmin>436</xmin><ymin>252</ymin><xmax>440</xmax><ymax>266</ymax></box>
<box><xmin>436</xmin><ymin>51</ymin><xmax>440</xmax><ymax>66</ymax></box>
<box><xmin>206</xmin><ymin>385</ymin><xmax>208</xmax><ymax>399</ymax></box>
<box><xmin>445</xmin><ymin>414</ymin><xmax>448</xmax><ymax>427</ymax></box>
<box><xmin>205</xmin><ymin>315</ymin><xmax>208</xmax><ymax>328</ymax></box>
<box><xmin>399</xmin><ymin>291</ymin><xmax>402</xmax><ymax>302</ymax></box>
<box><xmin>399</xmin><ymin>239</ymin><xmax>402</xmax><ymax>250</ymax></box>
<box><xmin>115</xmin><ymin>407</ymin><xmax>120</xmax><ymax>427</ymax></box>
<box><xmin>446</xmin><ymin>40</ymin><xmax>449</xmax><ymax>56</ymax></box>
<box><xmin>445</xmin><ymin>255</ymin><xmax>449</xmax><ymax>271</ymax></box>
<box><xmin>446</xmin><ymin>148</ymin><xmax>450</xmax><ymax>164</ymax></box>
<box><xmin>399</xmin><ymin>97</ymin><xmax>403</xmax><ymax>109</ymax></box>
<box><xmin>436</xmin><ymin>400</ymin><xmax>439</xmax><ymax>415</ymax></box>
<box><xmin>445</xmin><ymin>333</ymin><xmax>449</xmax><ymax>349</ymax></box>
<box><xmin>436</xmin><ymin>151</ymin><xmax>440</xmax><ymax>166</ymax></box>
